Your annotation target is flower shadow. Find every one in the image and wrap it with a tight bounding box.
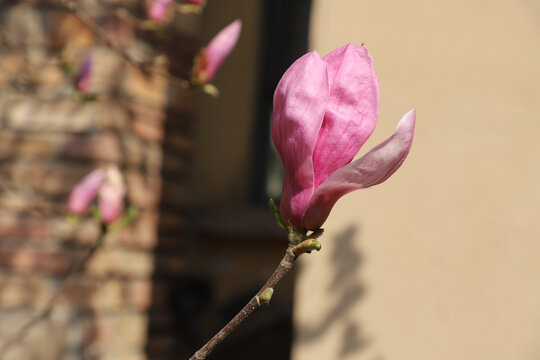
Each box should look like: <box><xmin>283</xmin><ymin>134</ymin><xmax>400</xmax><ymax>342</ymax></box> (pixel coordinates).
<box><xmin>296</xmin><ymin>225</ymin><xmax>371</xmax><ymax>358</ymax></box>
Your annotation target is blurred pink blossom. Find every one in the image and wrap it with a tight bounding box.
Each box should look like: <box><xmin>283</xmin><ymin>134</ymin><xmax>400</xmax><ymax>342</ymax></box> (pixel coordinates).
<box><xmin>147</xmin><ymin>0</ymin><xmax>173</xmax><ymax>22</ymax></box>
<box><xmin>272</xmin><ymin>43</ymin><xmax>416</xmax><ymax>230</ymax></box>
<box><xmin>192</xmin><ymin>19</ymin><xmax>242</xmax><ymax>84</ymax></box>
<box><xmin>67</xmin><ymin>166</ymin><xmax>127</xmax><ymax>224</ymax></box>
<box><xmin>75</xmin><ymin>53</ymin><xmax>92</xmax><ymax>93</ymax></box>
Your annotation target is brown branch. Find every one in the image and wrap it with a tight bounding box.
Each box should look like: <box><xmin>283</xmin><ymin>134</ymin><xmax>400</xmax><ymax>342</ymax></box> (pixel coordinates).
<box><xmin>189</xmin><ymin>231</ymin><xmax>322</xmax><ymax>360</ymax></box>
<box><xmin>0</xmin><ymin>223</ymin><xmax>108</xmax><ymax>359</ymax></box>
<box><xmin>57</xmin><ymin>0</ymin><xmax>191</xmax><ymax>89</ymax></box>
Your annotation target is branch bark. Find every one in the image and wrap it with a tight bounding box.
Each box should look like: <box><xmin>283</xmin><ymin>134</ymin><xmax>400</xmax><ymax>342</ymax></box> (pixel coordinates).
<box><xmin>189</xmin><ymin>230</ymin><xmax>322</xmax><ymax>360</ymax></box>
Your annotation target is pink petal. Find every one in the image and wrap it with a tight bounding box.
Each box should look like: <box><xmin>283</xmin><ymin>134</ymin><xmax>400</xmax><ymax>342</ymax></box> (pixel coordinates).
<box><xmin>203</xmin><ymin>19</ymin><xmax>242</xmax><ymax>82</ymax></box>
<box><xmin>98</xmin><ymin>166</ymin><xmax>127</xmax><ymax>224</ymax></box>
<box><xmin>312</xmin><ymin>43</ymin><xmax>380</xmax><ymax>188</ymax></box>
<box><xmin>272</xmin><ymin>51</ymin><xmax>329</xmax><ymax>226</ymax></box>
<box><xmin>301</xmin><ymin>109</ymin><xmax>416</xmax><ymax>229</ymax></box>
<box><xmin>187</xmin><ymin>0</ymin><xmax>205</xmax><ymax>4</ymax></box>
<box><xmin>147</xmin><ymin>0</ymin><xmax>173</xmax><ymax>22</ymax></box>
<box><xmin>67</xmin><ymin>169</ymin><xmax>105</xmax><ymax>215</ymax></box>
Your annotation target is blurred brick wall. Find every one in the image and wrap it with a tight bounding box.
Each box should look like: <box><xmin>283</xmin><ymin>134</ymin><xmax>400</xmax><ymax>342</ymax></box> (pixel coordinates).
<box><xmin>0</xmin><ymin>1</ymin><xmax>196</xmax><ymax>359</ymax></box>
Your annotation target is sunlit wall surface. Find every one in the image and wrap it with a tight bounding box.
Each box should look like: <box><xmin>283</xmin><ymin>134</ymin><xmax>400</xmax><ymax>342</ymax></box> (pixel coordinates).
<box><xmin>293</xmin><ymin>0</ymin><xmax>540</xmax><ymax>359</ymax></box>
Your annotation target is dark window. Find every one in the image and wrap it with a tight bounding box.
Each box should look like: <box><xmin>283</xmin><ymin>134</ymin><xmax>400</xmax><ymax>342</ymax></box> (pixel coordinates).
<box><xmin>250</xmin><ymin>0</ymin><xmax>312</xmax><ymax>203</ymax></box>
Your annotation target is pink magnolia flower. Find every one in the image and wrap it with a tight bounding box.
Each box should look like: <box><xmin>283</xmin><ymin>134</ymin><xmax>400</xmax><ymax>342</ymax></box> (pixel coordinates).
<box><xmin>192</xmin><ymin>19</ymin><xmax>242</xmax><ymax>84</ymax></box>
<box><xmin>147</xmin><ymin>0</ymin><xmax>173</xmax><ymax>22</ymax></box>
<box><xmin>272</xmin><ymin>43</ymin><xmax>416</xmax><ymax>230</ymax></box>
<box><xmin>76</xmin><ymin>53</ymin><xmax>92</xmax><ymax>93</ymax></box>
<box><xmin>67</xmin><ymin>166</ymin><xmax>127</xmax><ymax>224</ymax></box>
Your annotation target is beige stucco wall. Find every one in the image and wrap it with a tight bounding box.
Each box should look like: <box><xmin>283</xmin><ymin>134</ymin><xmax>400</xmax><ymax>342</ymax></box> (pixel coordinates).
<box><xmin>293</xmin><ymin>1</ymin><xmax>540</xmax><ymax>359</ymax></box>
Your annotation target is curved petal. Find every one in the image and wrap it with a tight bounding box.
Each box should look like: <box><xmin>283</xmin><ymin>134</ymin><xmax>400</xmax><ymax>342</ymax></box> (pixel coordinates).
<box><xmin>67</xmin><ymin>169</ymin><xmax>105</xmax><ymax>215</ymax></box>
<box><xmin>312</xmin><ymin>43</ymin><xmax>380</xmax><ymax>187</ymax></box>
<box><xmin>302</xmin><ymin>109</ymin><xmax>416</xmax><ymax>229</ymax></box>
<box><xmin>98</xmin><ymin>166</ymin><xmax>127</xmax><ymax>224</ymax></box>
<box><xmin>279</xmin><ymin>174</ymin><xmax>294</xmax><ymax>226</ymax></box>
<box><xmin>272</xmin><ymin>51</ymin><xmax>329</xmax><ymax>226</ymax></box>
<box><xmin>204</xmin><ymin>19</ymin><xmax>242</xmax><ymax>82</ymax></box>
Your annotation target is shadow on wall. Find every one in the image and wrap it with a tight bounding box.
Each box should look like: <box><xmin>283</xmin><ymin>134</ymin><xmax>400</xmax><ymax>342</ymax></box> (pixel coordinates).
<box><xmin>296</xmin><ymin>226</ymin><xmax>370</xmax><ymax>358</ymax></box>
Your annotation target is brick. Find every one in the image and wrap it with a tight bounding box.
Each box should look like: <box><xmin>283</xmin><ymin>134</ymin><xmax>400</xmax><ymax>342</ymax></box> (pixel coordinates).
<box><xmin>145</xmin><ymin>142</ymin><xmax>163</xmax><ymax>176</ymax></box>
<box><xmin>152</xmin><ymin>253</ymin><xmax>184</xmax><ymax>276</ymax></box>
<box><xmin>33</xmin><ymin>277</ymin><xmax>144</xmax><ymax>312</ymax></box>
<box><xmin>129</xmin><ymin>102</ymin><xmax>165</xmax><ymax>143</ymax></box>
<box><xmin>0</xmin><ymin>53</ymin><xmax>26</xmax><ymax>86</ymax></box>
<box><xmin>6</xmin><ymin>98</ymin><xmax>99</xmax><ymax>133</ymax></box>
<box><xmin>88</xmin><ymin>47</ymin><xmax>125</xmax><ymax>96</ymax></box>
<box><xmin>59</xmin><ymin>279</ymin><xmax>95</xmax><ymax>309</ymax></box>
<box><xmin>4</xmin><ymin>4</ymin><xmax>45</xmax><ymax>49</ymax></box>
<box><xmin>122</xmin><ymin>137</ymin><xmax>163</xmax><ymax>175</ymax></box>
<box><xmin>26</xmin><ymin>163</ymin><xmax>91</xmax><ymax>196</ymax></box>
<box><xmin>50</xmin><ymin>12</ymin><xmax>94</xmax><ymax>50</ymax></box>
<box><xmin>132</xmin><ymin>118</ymin><xmax>163</xmax><ymax>143</ymax></box>
<box><xmin>154</xmin><ymin>236</ymin><xmax>185</xmax><ymax>250</ymax></box>
<box><xmin>96</xmin><ymin>99</ymin><xmax>130</xmax><ymax>130</ymax></box>
<box><xmin>64</xmin><ymin>278</ymin><xmax>124</xmax><ymax>311</ymax></box>
<box><xmin>125</xmin><ymin>172</ymin><xmax>161</xmax><ymax>209</ymax></box>
<box><xmin>122</xmin><ymin>135</ymin><xmax>146</xmax><ymax>168</ymax></box>
<box><xmin>0</xmin><ymin>249</ymin><xmax>71</xmax><ymax>274</ymax></box>
<box><xmin>67</xmin><ymin>278</ymin><xmax>153</xmax><ymax>313</ymax></box>
<box><xmin>86</xmin><ymin>247</ymin><xmax>153</xmax><ymax>278</ymax></box>
<box><xmin>0</xmin><ymin>191</ymin><xmax>57</xmax><ymax>215</ymax></box>
<box><xmin>0</xmin><ymin>274</ymin><xmax>52</xmax><ymax>308</ymax></box>
<box><xmin>1</xmin><ymin>162</ymin><xmax>30</xmax><ymax>193</ymax></box>
<box><xmin>83</xmin><ymin>312</ymin><xmax>148</xmax><ymax>351</ymax></box>
<box><xmin>127</xmin><ymin>279</ymin><xmax>153</xmax><ymax>311</ymax></box>
<box><xmin>0</xmin><ymin>131</ymin><xmax>125</xmax><ymax>163</ymax></box>
<box><xmin>163</xmin><ymin>111</ymin><xmax>191</xmax><ymax>133</ymax></box>
<box><xmin>0</xmin><ymin>131</ymin><xmax>65</xmax><ymax>159</ymax></box>
<box><xmin>0</xmin><ymin>215</ymin><xmax>51</xmax><ymax>239</ymax></box>
<box><xmin>36</xmin><ymin>62</ymin><xmax>66</xmax><ymax>89</ymax></box>
<box><xmin>33</xmin><ymin>277</ymin><xmax>56</xmax><ymax>307</ymax></box>
<box><xmin>0</xmin><ymin>309</ymin><xmax>68</xmax><ymax>360</ymax></box>
<box><xmin>121</xmin><ymin>63</ymin><xmax>168</xmax><ymax>107</ymax></box>
<box><xmin>146</xmin><ymin>280</ymin><xmax>171</xmax><ymax>309</ymax></box>
<box><xmin>158</xmin><ymin>212</ymin><xmax>186</xmax><ymax>234</ymax></box>
<box><xmin>99</xmin><ymin>352</ymin><xmax>147</xmax><ymax>360</ymax></box>
<box><xmin>146</xmin><ymin>335</ymin><xmax>178</xmax><ymax>359</ymax></box>
<box><xmin>167</xmin><ymin>82</ymin><xmax>195</xmax><ymax>114</ymax></box>
<box><xmin>1</xmin><ymin>97</ymin><xmax>128</xmax><ymax>134</ymax></box>
<box><xmin>163</xmin><ymin>133</ymin><xmax>192</xmax><ymax>154</ymax></box>
<box><xmin>160</xmin><ymin>179</ymin><xmax>188</xmax><ymax>207</ymax></box>
<box><xmin>62</xmin><ymin>133</ymin><xmax>123</xmax><ymax>163</ymax></box>
<box><xmin>161</xmin><ymin>151</ymin><xmax>188</xmax><ymax>175</ymax></box>
<box><xmin>0</xmin><ymin>274</ymin><xmax>127</xmax><ymax>311</ymax></box>
<box><xmin>53</xmin><ymin>218</ymin><xmax>101</xmax><ymax>246</ymax></box>
<box><xmin>115</xmin><ymin>211</ymin><xmax>159</xmax><ymax>250</ymax></box>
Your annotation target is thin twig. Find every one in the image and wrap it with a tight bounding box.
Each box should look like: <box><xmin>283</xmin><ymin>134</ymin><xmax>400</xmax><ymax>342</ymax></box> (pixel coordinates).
<box><xmin>0</xmin><ymin>223</ymin><xmax>108</xmax><ymax>359</ymax></box>
<box><xmin>189</xmin><ymin>230</ymin><xmax>322</xmax><ymax>360</ymax></box>
<box><xmin>57</xmin><ymin>0</ymin><xmax>191</xmax><ymax>89</ymax></box>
